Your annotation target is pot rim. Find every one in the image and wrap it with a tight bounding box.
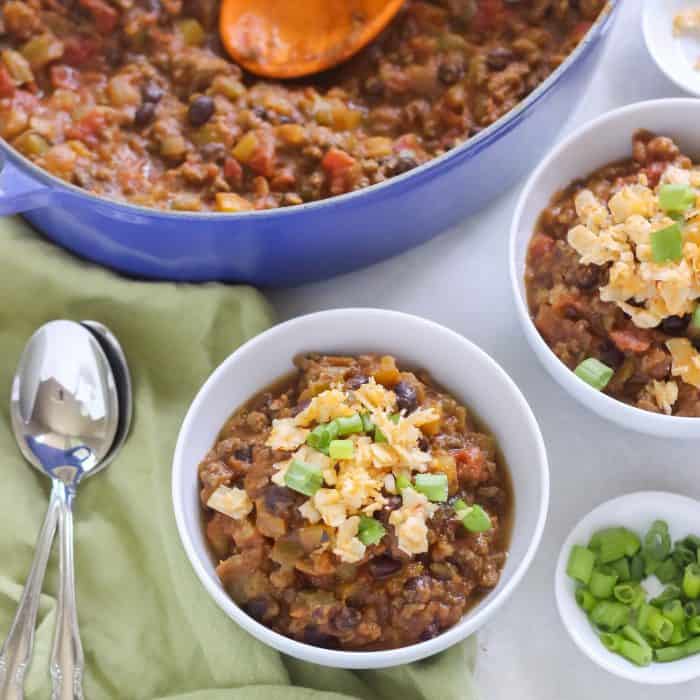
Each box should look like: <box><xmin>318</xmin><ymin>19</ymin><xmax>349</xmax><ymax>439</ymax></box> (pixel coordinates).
<box><xmin>0</xmin><ymin>1</ymin><xmax>618</xmax><ymax>220</ymax></box>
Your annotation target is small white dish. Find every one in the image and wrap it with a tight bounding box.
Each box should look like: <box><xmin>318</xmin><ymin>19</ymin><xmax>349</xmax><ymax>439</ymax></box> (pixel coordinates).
<box><xmin>172</xmin><ymin>308</ymin><xmax>549</xmax><ymax>668</ymax></box>
<box><xmin>643</xmin><ymin>0</ymin><xmax>700</xmax><ymax>97</ymax></box>
<box><xmin>555</xmin><ymin>491</ymin><xmax>700</xmax><ymax>685</ymax></box>
<box><xmin>510</xmin><ymin>98</ymin><xmax>700</xmax><ymax>439</ymax></box>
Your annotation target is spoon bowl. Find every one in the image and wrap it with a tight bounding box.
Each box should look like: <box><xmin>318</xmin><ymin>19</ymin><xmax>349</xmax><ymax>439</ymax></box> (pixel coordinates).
<box><xmin>10</xmin><ymin>320</ymin><xmax>119</xmax><ymax>486</ymax></box>
<box><xmin>219</xmin><ymin>0</ymin><xmax>405</xmax><ymax>79</ymax></box>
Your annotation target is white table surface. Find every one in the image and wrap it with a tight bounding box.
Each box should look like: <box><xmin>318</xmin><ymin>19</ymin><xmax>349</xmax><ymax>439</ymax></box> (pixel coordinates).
<box><xmin>271</xmin><ymin>3</ymin><xmax>700</xmax><ymax>698</ymax></box>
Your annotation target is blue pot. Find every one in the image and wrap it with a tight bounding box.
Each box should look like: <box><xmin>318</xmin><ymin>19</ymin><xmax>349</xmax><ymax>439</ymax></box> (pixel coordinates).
<box><xmin>0</xmin><ymin>3</ymin><xmax>619</xmax><ymax>287</ymax></box>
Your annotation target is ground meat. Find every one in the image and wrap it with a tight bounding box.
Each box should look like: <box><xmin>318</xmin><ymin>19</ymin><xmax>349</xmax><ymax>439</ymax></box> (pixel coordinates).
<box><xmin>0</xmin><ymin>0</ymin><xmax>605</xmax><ymax>211</ymax></box>
<box><xmin>198</xmin><ymin>354</ymin><xmax>512</xmax><ymax>650</ymax></box>
<box><xmin>525</xmin><ymin>131</ymin><xmax>699</xmax><ymax>415</ymax></box>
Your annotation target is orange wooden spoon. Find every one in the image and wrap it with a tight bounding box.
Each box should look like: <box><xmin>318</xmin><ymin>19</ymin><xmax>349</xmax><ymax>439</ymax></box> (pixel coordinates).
<box><xmin>219</xmin><ymin>0</ymin><xmax>405</xmax><ymax>79</ymax></box>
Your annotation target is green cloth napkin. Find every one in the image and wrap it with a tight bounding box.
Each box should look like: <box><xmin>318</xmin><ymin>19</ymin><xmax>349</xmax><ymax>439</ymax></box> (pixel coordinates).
<box><xmin>0</xmin><ymin>217</ymin><xmax>479</xmax><ymax>700</ymax></box>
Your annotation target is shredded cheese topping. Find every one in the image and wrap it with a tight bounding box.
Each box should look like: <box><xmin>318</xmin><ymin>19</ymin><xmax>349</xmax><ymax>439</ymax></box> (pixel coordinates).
<box><xmin>206</xmin><ymin>485</ymin><xmax>253</xmax><ymax>520</ymax></box>
<box><xmin>566</xmin><ymin>168</ymin><xmax>700</xmax><ymax>387</ymax></box>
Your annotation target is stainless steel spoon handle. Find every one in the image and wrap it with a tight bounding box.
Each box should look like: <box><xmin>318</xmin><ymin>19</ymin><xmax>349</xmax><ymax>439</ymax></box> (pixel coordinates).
<box><xmin>0</xmin><ymin>482</ymin><xmax>62</xmax><ymax>700</ymax></box>
<box><xmin>50</xmin><ymin>487</ymin><xmax>84</xmax><ymax>700</ymax></box>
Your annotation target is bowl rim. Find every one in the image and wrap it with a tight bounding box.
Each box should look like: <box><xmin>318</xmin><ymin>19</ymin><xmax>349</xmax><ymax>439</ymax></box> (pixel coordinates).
<box><xmin>0</xmin><ymin>1</ymin><xmax>618</xmax><ymax>221</ymax></box>
<box><xmin>554</xmin><ymin>490</ymin><xmax>700</xmax><ymax>685</ymax></box>
<box><xmin>171</xmin><ymin>308</ymin><xmax>550</xmax><ymax>668</ymax></box>
<box><xmin>509</xmin><ymin>97</ymin><xmax>700</xmax><ymax>433</ymax></box>
<box><xmin>642</xmin><ymin>0</ymin><xmax>700</xmax><ymax>99</ymax></box>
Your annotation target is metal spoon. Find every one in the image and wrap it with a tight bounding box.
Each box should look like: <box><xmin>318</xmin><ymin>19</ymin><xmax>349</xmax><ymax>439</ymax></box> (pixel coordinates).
<box><xmin>1</xmin><ymin>320</ymin><xmax>120</xmax><ymax>700</ymax></box>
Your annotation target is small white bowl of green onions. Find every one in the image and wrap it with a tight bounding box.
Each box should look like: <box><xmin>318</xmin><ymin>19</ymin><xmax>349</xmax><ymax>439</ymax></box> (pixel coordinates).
<box><xmin>555</xmin><ymin>491</ymin><xmax>700</xmax><ymax>684</ymax></box>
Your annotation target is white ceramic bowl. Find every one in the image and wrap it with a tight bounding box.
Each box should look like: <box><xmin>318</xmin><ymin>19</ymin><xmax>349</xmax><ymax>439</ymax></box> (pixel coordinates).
<box><xmin>509</xmin><ymin>98</ymin><xmax>700</xmax><ymax>439</ymax></box>
<box><xmin>172</xmin><ymin>308</ymin><xmax>549</xmax><ymax>668</ymax></box>
<box><xmin>643</xmin><ymin>0</ymin><xmax>700</xmax><ymax>97</ymax></box>
<box><xmin>555</xmin><ymin>491</ymin><xmax>700</xmax><ymax>684</ymax></box>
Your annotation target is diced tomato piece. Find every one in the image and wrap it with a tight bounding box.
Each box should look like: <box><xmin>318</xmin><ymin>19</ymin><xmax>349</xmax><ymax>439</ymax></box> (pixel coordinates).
<box><xmin>0</xmin><ymin>66</ymin><xmax>16</xmax><ymax>99</ymax></box>
<box><xmin>471</xmin><ymin>0</ymin><xmax>506</xmax><ymax>34</ymax></box>
<box><xmin>223</xmin><ymin>157</ymin><xmax>243</xmax><ymax>188</ymax></box>
<box><xmin>50</xmin><ymin>65</ymin><xmax>81</xmax><ymax>91</ymax></box>
<box><xmin>453</xmin><ymin>447</ymin><xmax>490</xmax><ymax>485</ymax></box>
<box><xmin>246</xmin><ymin>130</ymin><xmax>276</xmax><ymax>177</ymax></box>
<box><xmin>321</xmin><ymin>147</ymin><xmax>358</xmax><ymax>196</ymax></box>
<box><xmin>66</xmin><ymin>109</ymin><xmax>107</xmax><ymax>146</ymax></box>
<box><xmin>571</xmin><ymin>21</ymin><xmax>593</xmax><ymax>43</ymax></box>
<box><xmin>78</xmin><ymin>0</ymin><xmax>119</xmax><ymax>34</ymax></box>
<box><xmin>529</xmin><ymin>233</ymin><xmax>555</xmax><ymax>260</ymax></box>
<box><xmin>609</xmin><ymin>328</ymin><xmax>652</xmax><ymax>354</ymax></box>
<box><xmin>62</xmin><ymin>36</ymin><xmax>99</xmax><ymax>67</ymax></box>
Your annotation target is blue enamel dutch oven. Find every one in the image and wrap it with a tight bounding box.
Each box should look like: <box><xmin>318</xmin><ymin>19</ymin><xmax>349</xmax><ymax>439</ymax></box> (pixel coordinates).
<box><xmin>0</xmin><ymin>3</ymin><xmax>618</xmax><ymax>287</ymax></box>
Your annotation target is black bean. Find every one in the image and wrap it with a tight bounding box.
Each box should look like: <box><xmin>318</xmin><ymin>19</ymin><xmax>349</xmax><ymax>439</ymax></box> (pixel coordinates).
<box><xmin>244</xmin><ymin>597</ymin><xmax>269</xmax><ymax>621</ymax></box>
<box><xmin>302</xmin><ymin>626</ymin><xmax>338</xmax><ymax>648</ymax></box>
<box><xmin>346</xmin><ymin>373</ymin><xmax>369</xmax><ymax>390</ymax></box>
<box><xmin>486</xmin><ymin>47</ymin><xmax>514</xmax><ymax>71</ymax></box>
<box><xmin>661</xmin><ymin>315</ymin><xmax>690</xmax><ymax>336</ymax></box>
<box><xmin>394</xmin><ymin>381</ymin><xmax>418</xmax><ymax>413</ymax></box>
<box><xmin>188</xmin><ymin>95</ymin><xmax>215</xmax><ymax>127</ymax></box>
<box><xmin>419</xmin><ymin>622</ymin><xmax>440</xmax><ymax>641</ymax></box>
<box><xmin>333</xmin><ymin>607</ymin><xmax>362</xmax><ymax>631</ymax></box>
<box><xmin>233</xmin><ymin>445</ymin><xmax>253</xmax><ymax>462</ymax></box>
<box><xmin>364</xmin><ymin>76</ymin><xmax>384</xmax><ymax>96</ymax></box>
<box><xmin>438</xmin><ymin>61</ymin><xmax>463</xmax><ymax>85</ymax></box>
<box><xmin>574</xmin><ymin>264</ymin><xmax>599</xmax><ymax>290</ymax></box>
<box><xmin>263</xmin><ymin>485</ymin><xmax>295</xmax><ymax>515</ymax></box>
<box><xmin>133</xmin><ymin>102</ymin><xmax>156</xmax><ymax>128</ymax></box>
<box><xmin>598</xmin><ymin>340</ymin><xmax>624</xmax><ymax>369</ymax></box>
<box><xmin>368</xmin><ymin>556</ymin><xmax>403</xmax><ymax>580</ymax></box>
<box><xmin>142</xmin><ymin>81</ymin><xmax>164</xmax><ymax>104</ymax></box>
<box><xmin>386</xmin><ymin>150</ymin><xmax>418</xmax><ymax>176</ymax></box>
<box><xmin>418</xmin><ymin>437</ymin><xmax>430</xmax><ymax>452</ymax></box>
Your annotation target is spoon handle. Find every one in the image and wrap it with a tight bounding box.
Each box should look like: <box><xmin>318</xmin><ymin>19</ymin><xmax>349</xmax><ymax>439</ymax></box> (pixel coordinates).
<box><xmin>50</xmin><ymin>487</ymin><xmax>84</xmax><ymax>700</ymax></box>
<box><xmin>0</xmin><ymin>483</ymin><xmax>62</xmax><ymax>700</ymax></box>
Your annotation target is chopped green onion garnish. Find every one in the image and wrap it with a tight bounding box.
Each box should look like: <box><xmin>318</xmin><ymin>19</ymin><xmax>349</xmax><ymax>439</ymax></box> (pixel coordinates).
<box><xmin>358</xmin><ymin>516</ymin><xmax>386</xmax><ymax>546</ymax></box>
<box><xmin>413</xmin><ymin>473</ymin><xmax>448</xmax><ymax>502</ymax></box>
<box><xmin>567</xmin><ymin>545</ymin><xmax>596</xmax><ymax>585</ymax></box>
<box><xmin>374</xmin><ymin>427</ymin><xmax>388</xmax><ymax>443</ymax></box>
<box><xmin>575</xmin><ymin>357</ymin><xmax>614</xmax><ymax>391</ymax></box>
<box><xmin>453</xmin><ymin>498</ymin><xmax>468</xmax><ymax>515</ymax></box>
<box><xmin>306</xmin><ymin>421</ymin><xmax>339</xmax><ymax>454</ymax></box>
<box><xmin>389</xmin><ymin>413</ymin><xmax>400</xmax><ymax>424</ymax></box>
<box><xmin>335</xmin><ymin>413</ymin><xmax>364</xmax><ymax>437</ymax></box>
<box><xmin>659</xmin><ymin>184</ymin><xmax>695</xmax><ymax>216</ymax></box>
<box><xmin>395</xmin><ymin>473</ymin><xmax>411</xmax><ymax>491</ymax></box>
<box><xmin>284</xmin><ymin>460</ymin><xmax>323</xmax><ymax>497</ymax></box>
<box><xmin>462</xmin><ymin>504</ymin><xmax>492</xmax><ymax>532</ymax></box>
<box><xmin>651</xmin><ymin>223</ymin><xmax>683</xmax><ymax>263</ymax></box>
<box><xmin>691</xmin><ymin>306</ymin><xmax>700</xmax><ymax>331</ymax></box>
<box><xmin>361</xmin><ymin>412</ymin><xmax>375</xmax><ymax>433</ymax></box>
<box><xmin>329</xmin><ymin>439</ymin><xmax>354</xmax><ymax>460</ymax></box>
